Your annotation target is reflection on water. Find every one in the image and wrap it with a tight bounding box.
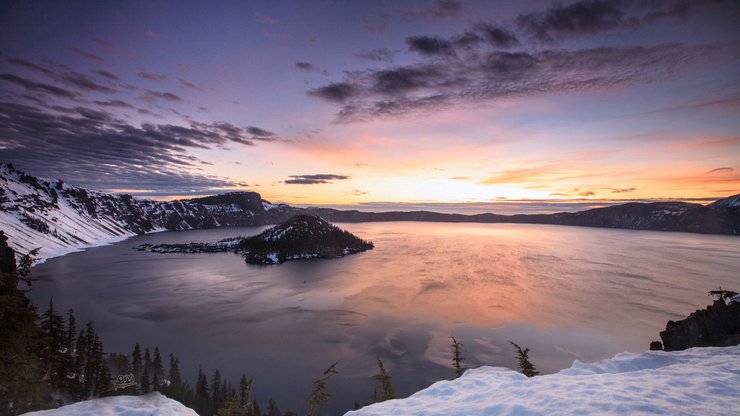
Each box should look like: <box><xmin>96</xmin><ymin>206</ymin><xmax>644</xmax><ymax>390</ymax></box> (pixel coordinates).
<box><xmin>28</xmin><ymin>222</ymin><xmax>740</xmax><ymax>414</ymax></box>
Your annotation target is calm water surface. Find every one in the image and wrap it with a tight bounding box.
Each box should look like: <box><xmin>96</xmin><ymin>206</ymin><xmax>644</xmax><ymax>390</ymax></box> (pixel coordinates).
<box><xmin>28</xmin><ymin>222</ymin><xmax>740</xmax><ymax>414</ymax></box>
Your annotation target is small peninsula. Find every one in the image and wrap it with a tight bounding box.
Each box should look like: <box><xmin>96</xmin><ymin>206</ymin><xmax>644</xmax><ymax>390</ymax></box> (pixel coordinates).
<box><xmin>135</xmin><ymin>215</ymin><xmax>374</xmax><ymax>265</ymax></box>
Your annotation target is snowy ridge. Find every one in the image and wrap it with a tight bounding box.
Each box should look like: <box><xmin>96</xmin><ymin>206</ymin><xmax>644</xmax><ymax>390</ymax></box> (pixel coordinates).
<box><xmin>0</xmin><ymin>164</ymin><xmax>292</xmax><ymax>263</ymax></box>
<box><xmin>348</xmin><ymin>346</ymin><xmax>740</xmax><ymax>416</ymax></box>
<box><xmin>710</xmin><ymin>194</ymin><xmax>740</xmax><ymax>208</ymax></box>
<box><xmin>21</xmin><ymin>392</ymin><xmax>197</xmax><ymax>416</ymax></box>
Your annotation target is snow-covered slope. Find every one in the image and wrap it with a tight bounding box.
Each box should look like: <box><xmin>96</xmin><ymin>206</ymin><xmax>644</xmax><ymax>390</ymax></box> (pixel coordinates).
<box><xmin>21</xmin><ymin>392</ymin><xmax>197</xmax><ymax>416</ymax></box>
<box><xmin>710</xmin><ymin>193</ymin><xmax>740</xmax><ymax>208</ymax></box>
<box><xmin>0</xmin><ymin>163</ymin><xmax>293</xmax><ymax>263</ymax></box>
<box><xmin>348</xmin><ymin>346</ymin><xmax>740</xmax><ymax>416</ymax></box>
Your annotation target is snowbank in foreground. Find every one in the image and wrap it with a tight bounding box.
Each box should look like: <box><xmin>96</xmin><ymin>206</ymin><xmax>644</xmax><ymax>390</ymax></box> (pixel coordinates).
<box><xmin>347</xmin><ymin>346</ymin><xmax>740</xmax><ymax>416</ymax></box>
<box><xmin>21</xmin><ymin>392</ymin><xmax>197</xmax><ymax>416</ymax></box>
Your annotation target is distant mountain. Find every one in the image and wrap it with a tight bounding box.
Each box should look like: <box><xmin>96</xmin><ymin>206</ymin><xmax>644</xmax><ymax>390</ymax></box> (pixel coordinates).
<box><xmin>303</xmin><ymin>200</ymin><xmax>740</xmax><ymax>235</ymax></box>
<box><xmin>1</xmin><ymin>163</ymin><xmax>738</xmax><ymax>262</ymax></box>
<box><xmin>137</xmin><ymin>215</ymin><xmax>375</xmax><ymax>265</ymax></box>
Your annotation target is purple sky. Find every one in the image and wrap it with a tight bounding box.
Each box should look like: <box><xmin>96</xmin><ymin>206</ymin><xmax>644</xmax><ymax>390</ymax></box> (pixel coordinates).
<box><xmin>1</xmin><ymin>0</ymin><xmax>739</xmax><ymax>205</ymax></box>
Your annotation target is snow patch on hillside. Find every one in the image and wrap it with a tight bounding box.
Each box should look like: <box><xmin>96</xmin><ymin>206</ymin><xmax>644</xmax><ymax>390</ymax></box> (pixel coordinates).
<box><xmin>21</xmin><ymin>392</ymin><xmax>198</xmax><ymax>416</ymax></box>
<box><xmin>348</xmin><ymin>346</ymin><xmax>740</xmax><ymax>416</ymax></box>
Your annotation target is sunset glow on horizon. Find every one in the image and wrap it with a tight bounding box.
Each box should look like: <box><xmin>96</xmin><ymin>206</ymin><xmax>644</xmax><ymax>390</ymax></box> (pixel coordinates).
<box><xmin>1</xmin><ymin>0</ymin><xmax>738</xmax><ymax>208</ymax></box>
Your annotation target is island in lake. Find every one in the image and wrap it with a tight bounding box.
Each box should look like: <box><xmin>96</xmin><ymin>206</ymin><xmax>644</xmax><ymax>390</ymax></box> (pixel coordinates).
<box><xmin>135</xmin><ymin>214</ymin><xmax>374</xmax><ymax>265</ymax></box>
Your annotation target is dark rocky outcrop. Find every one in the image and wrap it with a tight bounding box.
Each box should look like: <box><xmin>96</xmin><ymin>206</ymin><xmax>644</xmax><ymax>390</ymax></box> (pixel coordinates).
<box><xmin>0</xmin><ymin>231</ymin><xmax>17</xmax><ymax>274</ymax></box>
<box><xmin>658</xmin><ymin>298</ymin><xmax>740</xmax><ymax>351</ymax></box>
<box><xmin>136</xmin><ymin>215</ymin><xmax>374</xmax><ymax>265</ymax></box>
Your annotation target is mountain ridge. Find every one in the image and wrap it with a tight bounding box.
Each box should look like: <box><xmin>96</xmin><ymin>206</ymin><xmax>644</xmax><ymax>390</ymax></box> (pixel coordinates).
<box><xmin>1</xmin><ymin>163</ymin><xmax>738</xmax><ymax>262</ymax></box>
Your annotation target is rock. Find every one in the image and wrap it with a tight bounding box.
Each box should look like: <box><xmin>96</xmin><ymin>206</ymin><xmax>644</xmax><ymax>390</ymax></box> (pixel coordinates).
<box><xmin>660</xmin><ymin>298</ymin><xmax>740</xmax><ymax>351</ymax></box>
<box><xmin>649</xmin><ymin>341</ymin><xmax>663</xmax><ymax>351</ymax></box>
<box><xmin>0</xmin><ymin>231</ymin><xmax>17</xmax><ymax>274</ymax></box>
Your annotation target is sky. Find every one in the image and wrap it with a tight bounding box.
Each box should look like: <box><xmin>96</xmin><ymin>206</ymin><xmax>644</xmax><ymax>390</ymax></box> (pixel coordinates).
<box><xmin>0</xmin><ymin>0</ymin><xmax>738</xmax><ymax>208</ymax></box>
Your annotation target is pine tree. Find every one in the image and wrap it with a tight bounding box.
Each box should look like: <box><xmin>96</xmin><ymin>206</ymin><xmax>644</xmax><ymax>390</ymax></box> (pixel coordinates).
<box><xmin>140</xmin><ymin>367</ymin><xmax>151</xmax><ymax>393</ymax></box>
<box><xmin>131</xmin><ymin>342</ymin><xmax>143</xmax><ymax>380</ymax></box>
<box><xmin>0</xmin><ymin>239</ymin><xmax>51</xmax><ymax>413</ymax></box>
<box><xmin>152</xmin><ymin>347</ymin><xmax>164</xmax><ymax>391</ymax></box>
<box><xmin>371</xmin><ymin>358</ymin><xmax>395</xmax><ymax>402</ymax></box>
<box><xmin>216</xmin><ymin>394</ymin><xmax>248</xmax><ymax>416</ymax></box>
<box><xmin>144</xmin><ymin>347</ymin><xmax>152</xmax><ymax>376</ymax></box>
<box><xmin>306</xmin><ymin>362</ymin><xmax>337</xmax><ymax>416</ymax></box>
<box><xmin>211</xmin><ymin>369</ymin><xmax>224</xmax><ymax>412</ymax></box>
<box><xmin>239</xmin><ymin>374</ymin><xmax>252</xmax><ymax>409</ymax></box>
<box><xmin>81</xmin><ymin>322</ymin><xmax>97</xmax><ymax>398</ymax></box>
<box><xmin>450</xmin><ymin>336</ymin><xmax>465</xmax><ymax>378</ymax></box>
<box><xmin>40</xmin><ymin>297</ymin><xmax>67</xmax><ymax>387</ymax></box>
<box><xmin>266</xmin><ymin>398</ymin><xmax>281</xmax><ymax>416</ymax></box>
<box><xmin>62</xmin><ymin>309</ymin><xmax>79</xmax><ymax>393</ymax></box>
<box><xmin>510</xmin><ymin>341</ymin><xmax>539</xmax><ymax>377</ymax></box>
<box><xmin>92</xmin><ymin>332</ymin><xmax>112</xmax><ymax>396</ymax></box>
<box><xmin>195</xmin><ymin>367</ymin><xmax>210</xmax><ymax>416</ymax></box>
<box><xmin>167</xmin><ymin>354</ymin><xmax>184</xmax><ymax>400</ymax></box>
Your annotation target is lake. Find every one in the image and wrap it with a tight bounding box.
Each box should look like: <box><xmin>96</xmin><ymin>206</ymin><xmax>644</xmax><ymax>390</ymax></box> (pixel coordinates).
<box><xmin>28</xmin><ymin>222</ymin><xmax>740</xmax><ymax>414</ymax></box>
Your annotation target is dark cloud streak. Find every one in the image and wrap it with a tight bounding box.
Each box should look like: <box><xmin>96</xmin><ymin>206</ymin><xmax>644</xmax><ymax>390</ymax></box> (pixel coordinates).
<box><xmin>285</xmin><ymin>174</ymin><xmax>350</xmax><ymax>185</ymax></box>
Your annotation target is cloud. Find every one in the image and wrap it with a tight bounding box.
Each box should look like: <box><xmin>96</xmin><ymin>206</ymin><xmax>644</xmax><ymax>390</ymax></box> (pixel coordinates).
<box><xmin>65</xmin><ymin>45</ymin><xmax>103</xmax><ymax>61</ymax></box>
<box><xmin>708</xmin><ymin>167</ymin><xmax>734</xmax><ymax>173</ymax></box>
<box><xmin>516</xmin><ymin>0</ymin><xmax>729</xmax><ymax>41</ymax></box>
<box><xmin>310</xmin><ymin>42</ymin><xmax>713</xmax><ymax>121</ymax></box>
<box><xmin>0</xmin><ymin>102</ymin><xmax>277</xmax><ymax>193</ymax></box>
<box><xmin>96</xmin><ymin>70</ymin><xmax>120</xmax><ymax>81</ymax></box>
<box><xmin>475</xmin><ymin>23</ymin><xmax>519</xmax><ymax>48</ymax></box>
<box><xmin>7</xmin><ymin>58</ymin><xmax>54</xmax><ymax>76</ymax></box>
<box><xmin>308</xmin><ymin>82</ymin><xmax>358</xmax><ymax>103</ymax></box>
<box><xmin>141</xmin><ymin>90</ymin><xmax>183</xmax><ymax>102</ymax></box>
<box><xmin>178</xmin><ymin>79</ymin><xmax>198</xmax><ymax>89</ymax></box>
<box><xmin>402</xmin><ymin>0</ymin><xmax>461</xmax><ymax>21</ymax></box>
<box><xmin>571</xmin><ymin>188</ymin><xmax>595</xmax><ymax>197</ymax></box>
<box><xmin>609</xmin><ymin>187</ymin><xmax>637</xmax><ymax>193</ymax></box>
<box><xmin>517</xmin><ymin>0</ymin><xmax>624</xmax><ymax>41</ymax></box>
<box><xmin>355</xmin><ymin>48</ymin><xmax>398</xmax><ymax>62</ymax></box>
<box><xmin>137</xmin><ymin>71</ymin><xmax>168</xmax><ymax>81</ymax></box>
<box><xmin>349</xmin><ymin>187</ymin><xmax>368</xmax><ymax>196</ymax></box>
<box><xmin>58</xmin><ymin>72</ymin><xmax>117</xmax><ymax>93</ymax></box>
<box><xmin>255</xmin><ymin>11</ymin><xmax>279</xmax><ymax>26</ymax></box>
<box><xmin>285</xmin><ymin>174</ymin><xmax>350</xmax><ymax>185</ymax></box>
<box><xmin>406</xmin><ymin>36</ymin><xmax>455</xmax><ymax>56</ymax></box>
<box><xmin>0</xmin><ymin>73</ymin><xmax>78</xmax><ymax>99</ymax></box>
<box><xmin>245</xmin><ymin>126</ymin><xmax>277</xmax><ymax>139</ymax></box>
<box><xmin>295</xmin><ymin>62</ymin><xmax>315</xmax><ymax>70</ymax></box>
<box><xmin>93</xmin><ymin>99</ymin><xmax>135</xmax><ymax>109</ymax></box>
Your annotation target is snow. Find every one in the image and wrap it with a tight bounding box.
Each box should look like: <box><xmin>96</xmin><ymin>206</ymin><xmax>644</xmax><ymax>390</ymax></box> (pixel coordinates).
<box><xmin>21</xmin><ymin>392</ymin><xmax>198</xmax><ymax>416</ymax></box>
<box><xmin>347</xmin><ymin>346</ymin><xmax>740</xmax><ymax>416</ymax></box>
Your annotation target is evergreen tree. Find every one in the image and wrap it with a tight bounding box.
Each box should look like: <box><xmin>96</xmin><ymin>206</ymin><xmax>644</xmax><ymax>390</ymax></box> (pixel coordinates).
<box><xmin>92</xmin><ymin>332</ymin><xmax>112</xmax><ymax>395</ymax></box>
<box><xmin>152</xmin><ymin>347</ymin><xmax>164</xmax><ymax>390</ymax></box>
<box><xmin>167</xmin><ymin>354</ymin><xmax>184</xmax><ymax>400</ymax></box>
<box><xmin>266</xmin><ymin>398</ymin><xmax>281</xmax><ymax>416</ymax></box>
<box><xmin>81</xmin><ymin>322</ymin><xmax>97</xmax><ymax>398</ymax></box>
<box><xmin>450</xmin><ymin>335</ymin><xmax>465</xmax><ymax>378</ymax></box>
<box><xmin>306</xmin><ymin>363</ymin><xmax>337</xmax><ymax>416</ymax></box>
<box><xmin>194</xmin><ymin>367</ymin><xmax>210</xmax><ymax>416</ymax></box>
<box><xmin>140</xmin><ymin>367</ymin><xmax>151</xmax><ymax>394</ymax></box>
<box><xmin>510</xmin><ymin>341</ymin><xmax>539</xmax><ymax>377</ymax></box>
<box><xmin>238</xmin><ymin>374</ymin><xmax>252</xmax><ymax>409</ymax></box>
<box><xmin>131</xmin><ymin>342</ymin><xmax>143</xmax><ymax>380</ymax></box>
<box><xmin>216</xmin><ymin>394</ymin><xmax>248</xmax><ymax>416</ymax></box>
<box><xmin>62</xmin><ymin>309</ymin><xmax>79</xmax><ymax>393</ymax></box>
<box><xmin>72</xmin><ymin>327</ymin><xmax>89</xmax><ymax>399</ymax></box>
<box><xmin>0</xmin><ymin>239</ymin><xmax>52</xmax><ymax>414</ymax></box>
<box><xmin>144</xmin><ymin>347</ymin><xmax>152</xmax><ymax>375</ymax></box>
<box><xmin>211</xmin><ymin>369</ymin><xmax>224</xmax><ymax>412</ymax></box>
<box><xmin>40</xmin><ymin>297</ymin><xmax>67</xmax><ymax>387</ymax></box>
<box><xmin>371</xmin><ymin>358</ymin><xmax>395</xmax><ymax>402</ymax></box>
